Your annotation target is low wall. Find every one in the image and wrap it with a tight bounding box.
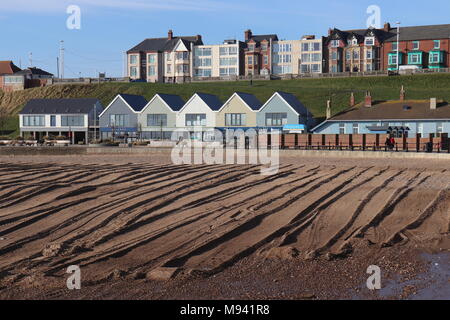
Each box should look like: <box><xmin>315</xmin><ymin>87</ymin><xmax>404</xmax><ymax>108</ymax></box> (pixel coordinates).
<box><xmin>1</xmin><ymin>146</ymin><xmax>450</xmax><ymax>160</ymax></box>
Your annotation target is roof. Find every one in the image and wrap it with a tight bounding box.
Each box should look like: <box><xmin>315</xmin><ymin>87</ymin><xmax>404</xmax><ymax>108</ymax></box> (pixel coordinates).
<box><xmin>15</xmin><ymin>67</ymin><xmax>53</xmax><ymax>76</ymax></box>
<box><xmin>327</xmin><ymin>100</ymin><xmax>450</xmax><ymax>121</ymax></box>
<box><xmin>20</xmin><ymin>98</ymin><xmax>101</xmax><ymax>115</ymax></box>
<box><xmin>156</xmin><ymin>93</ymin><xmax>185</xmax><ymax>111</ymax></box>
<box><xmin>0</xmin><ymin>61</ymin><xmax>21</xmax><ymax>75</ymax></box>
<box><xmin>247</xmin><ymin>34</ymin><xmax>278</xmax><ymax>43</ymax></box>
<box><xmin>118</xmin><ymin>94</ymin><xmax>148</xmax><ymax>112</ymax></box>
<box><xmin>327</xmin><ymin>27</ymin><xmax>390</xmax><ymax>44</ymax></box>
<box><xmin>234</xmin><ymin>92</ymin><xmax>262</xmax><ymax>111</ymax></box>
<box><xmin>385</xmin><ymin>24</ymin><xmax>450</xmax><ymax>42</ymax></box>
<box><xmin>276</xmin><ymin>92</ymin><xmax>312</xmax><ymax>116</ymax></box>
<box><xmin>127</xmin><ymin>36</ymin><xmax>203</xmax><ymax>53</ymax></box>
<box><xmin>195</xmin><ymin>93</ymin><xmax>223</xmax><ymax>111</ymax></box>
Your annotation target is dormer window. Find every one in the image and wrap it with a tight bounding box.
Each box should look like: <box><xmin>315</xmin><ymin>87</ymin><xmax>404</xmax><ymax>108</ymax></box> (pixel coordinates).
<box><xmin>352</xmin><ymin>38</ymin><xmax>358</xmax><ymax>46</ymax></box>
<box><xmin>331</xmin><ymin>40</ymin><xmax>340</xmax><ymax>47</ymax></box>
<box><xmin>248</xmin><ymin>44</ymin><xmax>255</xmax><ymax>51</ymax></box>
<box><xmin>365</xmin><ymin>37</ymin><xmax>375</xmax><ymax>46</ymax></box>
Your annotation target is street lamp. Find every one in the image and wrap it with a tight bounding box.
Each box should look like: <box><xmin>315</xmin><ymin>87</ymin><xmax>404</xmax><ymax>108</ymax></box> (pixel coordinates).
<box><xmin>396</xmin><ymin>22</ymin><xmax>401</xmax><ymax>72</ymax></box>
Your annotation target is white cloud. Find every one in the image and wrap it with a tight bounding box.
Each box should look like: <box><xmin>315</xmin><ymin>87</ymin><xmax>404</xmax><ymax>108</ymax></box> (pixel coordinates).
<box><xmin>0</xmin><ymin>0</ymin><xmax>239</xmax><ymax>12</ymax></box>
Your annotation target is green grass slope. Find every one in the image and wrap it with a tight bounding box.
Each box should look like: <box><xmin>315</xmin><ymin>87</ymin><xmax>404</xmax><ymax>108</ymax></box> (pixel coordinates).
<box><xmin>1</xmin><ymin>73</ymin><xmax>449</xmax><ymax>136</ymax></box>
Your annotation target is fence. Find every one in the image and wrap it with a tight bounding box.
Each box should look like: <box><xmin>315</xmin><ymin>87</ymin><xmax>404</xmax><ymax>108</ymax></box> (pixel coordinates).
<box><xmin>256</xmin><ymin>133</ymin><xmax>449</xmax><ymax>153</ymax></box>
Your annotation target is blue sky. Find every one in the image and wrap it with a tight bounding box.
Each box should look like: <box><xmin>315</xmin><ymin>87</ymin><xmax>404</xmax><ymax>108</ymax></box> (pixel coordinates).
<box><xmin>1</xmin><ymin>0</ymin><xmax>450</xmax><ymax>77</ymax></box>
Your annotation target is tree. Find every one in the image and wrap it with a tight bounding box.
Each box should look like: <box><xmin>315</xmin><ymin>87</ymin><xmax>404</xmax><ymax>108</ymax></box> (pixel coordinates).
<box><xmin>0</xmin><ymin>107</ymin><xmax>8</xmax><ymax>136</ymax></box>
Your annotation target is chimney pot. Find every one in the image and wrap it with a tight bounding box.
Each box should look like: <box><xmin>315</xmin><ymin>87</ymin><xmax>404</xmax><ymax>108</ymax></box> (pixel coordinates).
<box><xmin>384</xmin><ymin>22</ymin><xmax>391</xmax><ymax>32</ymax></box>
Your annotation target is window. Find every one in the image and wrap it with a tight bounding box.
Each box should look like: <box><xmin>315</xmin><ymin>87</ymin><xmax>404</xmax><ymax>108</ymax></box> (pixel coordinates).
<box><xmin>300</xmin><ymin>64</ymin><xmax>310</xmax><ymax>73</ymax></box>
<box><xmin>366</xmin><ymin>63</ymin><xmax>373</xmax><ymax>71</ymax></box>
<box><xmin>194</xmin><ymin>58</ymin><xmax>212</xmax><ymax>67</ymax></box>
<box><xmin>265</xmin><ymin>113</ymin><xmax>287</xmax><ymax>126</ymax></box>
<box><xmin>279</xmin><ymin>43</ymin><xmax>292</xmax><ymax>52</ymax></box>
<box><xmin>194</xmin><ymin>47</ymin><xmax>212</xmax><ymax>56</ymax></box>
<box><xmin>366</xmin><ymin>50</ymin><xmax>373</xmax><ymax>59</ymax></box>
<box><xmin>176</xmin><ymin>52</ymin><xmax>189</xmax><ymax>60</ymax></box>
<box><xmin>186</xmin><ymin>114</ymin><xmax>206</xmax><ymax>126</ymax></box>
<box><xmin>166</xmin><ymin>64</ymin><xmax>172</xmax><ymax>73</ymax></box>
<box><xmin>352</xmin><ymin>38</ymin><xmax>358</xmax><ymax>46</ymax></box>
<box><xmin>261</xmin><ymin>44</ymin><xmax>268</xmax><ymax>51</ymax></box>
<box><xmin>130</xmin><ymin>55</ymin><xmax>138</xmax><ymax>64</ymax></box>
<box><xmin>412</xmin><ymin>41</ymin><xmax>420</xmax><ymax>50</ymax></box>
<box><xmin>302</xmin><ymin>43</ymin><xmax>310</xmax><ymax>52</ymax></box>
<box><xmin>389</xmin><ymin>54</ymin><xmax>398</xmax><ymax>65</ymax></box>
<box><xmin>220</xmin><ymin>46</ymin><xmax>238</xmax><ymax>56</ymax></box>
<box><xmin>264</xmin><ymin>55</ymin><xmax>268</xmax><ymax>65</ymax></box>
<box><xmin>109</xmin><ymin>114</ymin><xmax>128</xmax><ymax>127</ymax></box>
<box><xmin>417</xmin><ymin>123</ymin><xmax>424</xmax><ymax>135</ymax></box>
<box><xmin>339</xmin><ymin>123</ymin><xmax>345</xmax><ymax>134</ymax></box>
<box><xmin>61</xmin><ymin>116</ymin><xmax>85</xmax><ymax>127</ymax></box>
<box><xmin>177</xmin><ymin>64</ymin><xmax>189</xmax><ymax>73</ymax></box>
<box><xmin>311</xmin><ymin>64</ymin><xmax>321</xmax><ymax>73</ymax></box>
<box><xmin>247</xmin><ymin>56</ymin><xmax>253</xmax><ymax>65</ymax></box>
<box><xmin>147</xmin><ymin>114</ymin><xmax>167</xmax><ymax>127</ymax></box>
<box><xmin>353</xmin><ymin>51</ymin><xmax>359</xmax><ymax>59</ymax></box>
<box><xmin>148</xmin><ymin>66</ymin><xmax>156</xmax><ymax>76</ymax></box>
<box><xmin>408</xmin><ymin>53</ymin><xmax>422</xmax><ymax>64</ymax></box>
<box><xmin>148</xmin><ymin>54</ymin><xmax>156</xmax><ymax>64</ymax></box>
<box><xmin>436</xmin><ymin>122</ymin><xmax>443</xmax><ymax>137</ymax></box>
<box><xmin>220</xmin><ymin>57</ymin><xmax>237</xmax><ymax>66</ymax></box>
<box><xmin>392</xmin><ymin>42</ymin><xmax>398</xmax><ymax>51</ymax></box>
<box><xmin>50</xmin><ymin>115</ymin><xmax>56</xmax><ymax>127</ymax></box>
<box><xmin>429</xmin><ymin>52</ymin><xmax>442</xmax><ymax>64</ymax></box>
<box><xmin>248</xmin><ymin>44</ymin><xmax>255</xmax><ymax>51</ymax></box>
<box><xmin>166</xmin><ymin>52</ymin><xmax>172</xmax><ymax>61</ymax></box>
<box><xmin>273</xmin><ymin>65</ymin><xmax>292</xmax><ymax>74</ymax></box>
<box><xmin>301</xmin><ymin>53</ymin><xmax>310</xmax><ymax>63</ymax></box>
<box><xmin>23</xmin><ymin>116</ymin><xmax>45</xmax><ymax>127</ymax></box>
<box><xmin>130</xmin><ymin>67</ymin><xmax>137</xmax><ymax>77</ymax></box>
<box><xmin>346</xmin><ymin>51</ymin><xmax>351</xmax><ymax>60</ymax></box>
<box><xmin>331</xmin><ymin>40</ymin><xmax>340</xmax><ymax>47</ymax></box>
<box><xmin>278</xmin><ymin>54</ymin><xmax>291</xmax><ymax>63</ymax></box>
<box><xmin>364</xmin><ymin>37</ymin><xmax>375</xmax><ymax>46</ymax></box>
<box><xmin>331</xmin><ymin>51</ymin><xmax>338</xmax><ymax>60</ymax></box>
<box><xmin>194</xmin><ymin>68</ymin><xmax>212</xmax><ymax>77</ymax></box>
<box><xmin>352</xmin><ymin>123</ymin><xmax>359</xmax><ymax>134</ymax></box>
<box><xmin>220</xmin><ymin>68</ymin><xmax>237</xmax><ymax>76</ymax></box>
<box><xmin>313</xmin><ymin>42</ymin><xmax>321</xmax><ymax>51</ymax></box>
<box><xmin>434</xmin><ymin>40</ymin><xmax>441</xmax><ymax>49</ymax></box>
<box><xmin>225</xmin><ymin>113</ymin><xmax>246</xmax><ymax>126</ymax></box>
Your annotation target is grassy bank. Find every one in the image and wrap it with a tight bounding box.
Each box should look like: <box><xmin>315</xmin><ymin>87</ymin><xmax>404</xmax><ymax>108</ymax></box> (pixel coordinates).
<box><xmin>1</xmin><ymin>73</ymin><xmax>450</xmax><ymax>136</ymax></box>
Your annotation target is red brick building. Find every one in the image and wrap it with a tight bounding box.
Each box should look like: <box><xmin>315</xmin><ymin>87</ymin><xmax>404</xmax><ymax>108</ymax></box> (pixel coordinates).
<box><xmin>325</xmin><ymin>23</ymin><xmax>450</xmax><ymax>73</ymax></box>
<box><xmin>244</xmin><ymin>30</ymin><xmax>278</xmax><ymax>76</ymax></box>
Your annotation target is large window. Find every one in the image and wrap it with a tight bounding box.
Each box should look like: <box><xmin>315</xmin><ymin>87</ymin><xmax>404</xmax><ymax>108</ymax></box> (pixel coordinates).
<box><xmin>220</xmin><ymin>57</ymin><xmax>237</xmax><ymax>66</ymax></box>
<box><xmin>110</xmin><ymin>114</ymin><xmax>128</xmax><ymax>127</ymax></box>
<box><xmin>148</xmin><ymin>54</ymin><xmax>156</xmax><ymax>64</ymax></box>
<box><xmin>148</xmin><ymin>66</ymin><xmax>156</xmax><ymax>76</ymax></box>
<box><xmin>23</xmin><ymin>116</ymin><xmax>45</xmax><ymax>127</ymax></box>
<box><xmin>130</xmin><ymin>55</ymin><xmax>138</xmax><ymax>64</ymax></box>
<box><xmin>429</xmin><ymin>51</ymin><xmax>443</xmax><ymax>64</ymax></box>
<box><xmin>176</xmin><ymin>64</ymin><xmax>189</xmax><ymax>73</ymax></box>
<box><xmin>273</xmin><ymin>65</ymin><xmax>292</xmax><ymax>74</ymax></box>
<box><xmin>219</xmin><ymin>46</ymin><xmax>237</xmax><ymax>56</ymax></box>
<box><xmin>220</xmin><ymin>68</ymin><xmax>237</xmax><ymax>76</ymax></box>
<box><xmin>364</xmin><ymin>37</ymin><xmax>375</xmax><ymax>46</ymax></box>
<box><xmin>331</xmin><ymin>40</ymin><xmax>340</xmax><ymax>48</ymax></box>
<box><xmin>408</xmin><ymin>53</ymin><xmax>422</xmax><ymax>65</ymax></box>
<box><xmin>147</xmin><ymin>114</ymin><xmax>167</xmax><ymax>127</ymax></box>
<box><xmin>50</xmin><ymin>115</ymin><xmax>56</xmax><ymax>127</ymax></box>
<box><xmin>194</xmin><ymin>58</ymin><xmax>212</xmax><ymax>67</ymax></box>
<box><xmin>194</xmin><ymin>68</ymin><xmax>212</xmax><ymax>77</ymax></box>
<box><xmin>130</xmin><ymin>67</ymin><xmax>137</xmax><ymax>77</ymax></box>
<box><xmin>247</xmin><ymin>56</ymin><xmax>253</xmax><ymax>65</ymax></box>
<box><xmin>265</xmin><ymin>113</ymin><xmax>287</xmax><ymax>126</ymax></box>
<box><xmin>194</xmin><ymin>47</ymin><xmax>212</xmax><ymax>56</ymax></box>
<box><xmin>186</xmin><ymin>114</ymin><xmax>206</xmax><ymax>126</ymax></box>
<box><xmin>278</xmin><ymin>43</ymin><xmax>292</xmax><ymax>52</ymax></box>
<box><xmin>176</xmin><ymin>52</ymin><xmax>189</xmax><ymax>60</ymax></box>
<box><xmin>61</xmin><ymin>116</ymin><xmax>85</xmax><ymax>127</ymax></box>
<box><xmin>225</xmin><ymin>113</ymin><xmax>246</xmax><ymax>126</ymax></box>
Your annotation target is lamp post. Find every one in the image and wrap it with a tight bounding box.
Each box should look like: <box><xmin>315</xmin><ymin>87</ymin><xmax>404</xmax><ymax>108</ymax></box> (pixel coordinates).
<box><xmin>396</xmin><ymin>22</ymin><xmax>401</xmax><ymax>72</ymax></box>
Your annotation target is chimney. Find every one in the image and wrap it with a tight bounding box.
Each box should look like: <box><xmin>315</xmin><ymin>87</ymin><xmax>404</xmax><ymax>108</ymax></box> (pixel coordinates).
<box><xmin>245</xmin><ymin>29</ymin><xmax>252</xmax><ymax>41</ymax></box>
<box><xmin>364</xmin><ymin>91</ymin><xmax>372</xmax><ymax>108</ymax></box>
<box><xmin>400</xmin><ymin>85</ymin><xmax>406</xmax><ymax>101</ymax></box>
<box><xmin>350</xmin><ymin>92</ymin><xmax>355</xmax><ymax>107</ymax></box>
<box><xmin>430</xmin><ymin>98</ymin><xmax>437</xmax><ymax>110</ymax></box>
<box><xmin>168</xmin><ymin>29</ymin><xmax>173</xmax><ymax>40</ymax></box>
<box><xmin>196</xmin><ymin>34</ymin><xmax>202</xmax><ymax>42</ymax></box>
<box><xmin>328</xmin><ymin>28</ymin><xmax>333</xmax><ymax>36</ymax></box>
<box><xmin>326</xmin><ymin>100</ymin><xmax>332</xmax><ymax>119</ymax></box>
<box><xmin>384</xmin><ymin>22</ymin><xmax>391</xmax><ymax>32</ymax></box>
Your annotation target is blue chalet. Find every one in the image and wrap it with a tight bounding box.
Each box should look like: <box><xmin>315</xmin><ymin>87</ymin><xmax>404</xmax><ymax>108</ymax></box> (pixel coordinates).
<box><xmin>312</xmin><ymin>98</ymin><xmax>450</xmax><ymax>138</ymax></box>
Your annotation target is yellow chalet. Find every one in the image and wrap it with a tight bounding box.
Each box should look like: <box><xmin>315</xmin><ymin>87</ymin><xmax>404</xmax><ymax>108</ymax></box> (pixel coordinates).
<box><xmin>216</xmin><ymin>92</ymin><xmax>262</xmax><ymax>130</ymax></box>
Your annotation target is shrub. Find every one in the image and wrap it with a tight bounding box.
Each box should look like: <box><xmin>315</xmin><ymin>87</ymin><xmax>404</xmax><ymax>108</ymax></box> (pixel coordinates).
<box><xmin>0</xmin><ymin>136</ymin><xmax>11</xmax><ymax>140</ymax></box>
